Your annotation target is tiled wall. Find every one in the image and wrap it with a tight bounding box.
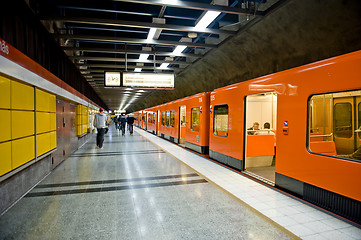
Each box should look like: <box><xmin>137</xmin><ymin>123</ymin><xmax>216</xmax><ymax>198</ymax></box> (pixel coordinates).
<box><xmin>0</xmin><ymin>76</ymin><xmax>56</xmax><ymax>176</ymax></box>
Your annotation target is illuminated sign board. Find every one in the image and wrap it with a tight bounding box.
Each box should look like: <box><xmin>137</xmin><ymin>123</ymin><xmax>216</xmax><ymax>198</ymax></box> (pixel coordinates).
<box><xmin>122</xmin><ymin>72</ymin><xmax>174</xmax><ymax>89</ymax></box>
<box><xmin>104</xmin><ymin>72</ymin><xmax>121</xmax><ymax>87</ymax></box>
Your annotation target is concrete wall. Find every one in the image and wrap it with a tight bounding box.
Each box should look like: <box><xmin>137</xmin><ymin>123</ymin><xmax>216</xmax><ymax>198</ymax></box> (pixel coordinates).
<box><xmin>130</xmin><ymin>0</ymin><xmax>361</xmax><ymax>111</ymax></box>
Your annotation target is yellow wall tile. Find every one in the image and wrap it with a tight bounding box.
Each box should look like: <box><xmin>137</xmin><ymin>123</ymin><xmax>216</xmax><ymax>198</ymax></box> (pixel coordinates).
<box><xmin>0</xmin><ymin>76</ymin><xmax>11</xmax><ymax>109</ymax></box>
<box><xmin>76</xmin><ymin>125</ymin><xmax>82</xmax><ymax>136</ymax></box>
<box><xmin>49</xmin><ymin>131</ymin><xmax>57</xmax><ymax>149</ymax></box>
<box><xmin>36</xmin><ymin>89</ymin><xmax>50</xmax><ymax>112</ymax></box>
<box><xmin>12</xmin><ymin>136</ymin><xmax>35</xmax><ymax>169</ymax></box>
<box><xmin>49</xmin><ymin>94</ymin><xmax>56</xmax><ymax>113</ymax></box>
<box><xmin>12</xmin><ymin>110</ymin><xmax>34</xmax><ymax>139</ymax></box>
<box><xmin>0</xmin><ymin>142</ymin><xmax>12</xmax><ymax>176</ymax></box>
<box><xmin>0</xmin><ymin>110</ymin><xmax>11</xmax><ymax>142</ymax></box>
<box><xmin>50</xmin><ymin>113</ymin><xmax>56</xmax><ymax>131</ymax></box>
<box><xmin>76</xmin><ymin>115</ymin><xmax>82</xmax><ymax>125</ymax></box>
<box><xmin>82</xmin><ymin>115</ymin><xmax>89</xmax><ymax>124</ymax></box>
<box><xmin>11</xmin><ymin>81</ymin><xmax>34</xmax><ymax>110</ymax></box>
<box><xmin>36</xmin><ymin>112</ymin><xmax>50</xmax><ymax>134</ymax></box>
<box><xmin>37</xmin><ymin>132</ymin><xmax>51</xmax><ymax>157</ymax></box>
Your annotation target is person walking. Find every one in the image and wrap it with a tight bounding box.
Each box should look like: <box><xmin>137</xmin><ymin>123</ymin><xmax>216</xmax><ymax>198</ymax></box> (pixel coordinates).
<box><xmin>127</xmin><ymin>115</ymin><xmax>135</xmax><ymax>135</ymax></box>
<box><xmin>93</xmin><ymin>108</ymin><xmax>107</xmax><ymax>149</ymax></box>
<box><xmin>119</xmin><ymin>114</ymin><xmax>127</xmax><ymax>136</ymax></box>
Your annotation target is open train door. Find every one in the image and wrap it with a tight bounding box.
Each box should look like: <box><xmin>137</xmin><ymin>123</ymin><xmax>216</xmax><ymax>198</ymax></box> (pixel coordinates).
<box><xmin>244</xmin><ymin>92</ymin><xmax>277</xmax><ymax>184</ymax></box>
<box><xmin>333</xmin><ymin>92</ymin><xmax>361</xmax><ymax>154</ymax></box>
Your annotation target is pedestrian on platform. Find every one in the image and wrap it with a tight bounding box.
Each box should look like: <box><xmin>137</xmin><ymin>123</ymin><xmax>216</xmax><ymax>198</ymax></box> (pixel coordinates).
<box><xmin>93</xmin><ymin>108</ymin><xmax>107</xmax><ymax>149</ymax></box>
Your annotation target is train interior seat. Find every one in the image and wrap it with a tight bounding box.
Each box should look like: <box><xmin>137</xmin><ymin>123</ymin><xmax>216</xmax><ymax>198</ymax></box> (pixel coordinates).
<box><xmin>309</xmin><ymin>141</ymin><xmax>337</xmax><ymax>156</ymax></box>
<box><xmin>245</xmin><ymin>135</ymin><xmax>275</xmax><ymax>168</ymax></box>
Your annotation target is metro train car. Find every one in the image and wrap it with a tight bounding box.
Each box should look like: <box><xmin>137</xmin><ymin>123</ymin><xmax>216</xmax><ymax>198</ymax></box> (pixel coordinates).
<box><xmin>135</xmin><ymin>50</ymin><xmax>361</xmax><ymax>224</ymax></box>
<box><xmin>139</xmin><ymin>92</ymin><xmax>210</xmax><ymax>154</ymax></box>
<box><xmin>209</xmin><ymin>50</ymin><xmax>361</xmax><ymax>223</ymax></box>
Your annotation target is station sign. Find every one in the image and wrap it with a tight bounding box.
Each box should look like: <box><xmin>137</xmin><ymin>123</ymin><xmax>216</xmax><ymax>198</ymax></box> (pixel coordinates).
<box><xmin>122</xmin><ymin>72</ymin><xmax>174</xmax><ymax>89</ymax></box>
<box><xmin>104</xmin><ymin>72</ymin><xmax>121</xmax><ymax>87</ymax></box>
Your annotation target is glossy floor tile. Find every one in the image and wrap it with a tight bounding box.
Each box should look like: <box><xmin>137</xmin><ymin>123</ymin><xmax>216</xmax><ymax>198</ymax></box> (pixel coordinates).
<box><xmin>0</xmin><ymin>126</ymin><xmax>296</xmax><ymax>240</ymax></box>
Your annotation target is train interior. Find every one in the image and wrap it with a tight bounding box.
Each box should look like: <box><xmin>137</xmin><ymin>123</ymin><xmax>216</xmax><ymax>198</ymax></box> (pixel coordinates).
<box><xmin>244</xmin><ymin>92</ymin><xmax>277</xmax><ymax>184</ymax></box>
<box><xmin>309</xmin><ymin>90</ymin><xmax>361</xmax><ymax>159</ymax></box>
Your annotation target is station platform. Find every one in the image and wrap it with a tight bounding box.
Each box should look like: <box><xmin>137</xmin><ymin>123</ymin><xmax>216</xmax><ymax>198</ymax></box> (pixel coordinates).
<box><xmin>0</xmin><ymin>126</ymin><xmax>360</xmax><ymax>240</ymax></box>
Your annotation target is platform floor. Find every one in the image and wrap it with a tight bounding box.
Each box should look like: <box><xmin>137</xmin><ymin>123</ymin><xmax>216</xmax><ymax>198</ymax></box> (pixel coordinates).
<box><xmin>0</xmin><ymin>126</ymin><xmax>360</xmax><ymax>240</ymax></box>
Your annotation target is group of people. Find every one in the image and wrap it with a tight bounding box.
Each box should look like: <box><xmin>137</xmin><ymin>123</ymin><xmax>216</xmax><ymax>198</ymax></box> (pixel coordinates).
<box><xmin>247</xmin><ymin>122</ymin><xmax>274</xmax><ymax>135</ymax></box>
<box><xmin>113</xmin><ymin>114</ymin><xmax>135</xmax><ymax>136</ymax></box>
<box><xmin>93</xmin><ymin>108</ymin><xmax>135</xmax><ymax>149</ymax></box>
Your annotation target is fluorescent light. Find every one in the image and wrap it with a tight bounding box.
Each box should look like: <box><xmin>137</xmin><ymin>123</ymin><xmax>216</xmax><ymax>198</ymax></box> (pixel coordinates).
<box><xmin>195</xmin><ymin>11</ymin><xmax>221</xmax><ymax>29</ymax></box>
<box><xmin>160</xmin><ymin>63</ymin><xmax>169</xmax><ymax>69</ymax></box>
<box><xmin>134</xmin><ymin>68</ymin><xmax>142</xmax><ymax>72</ymax></box>
<box><xmin>147</xmin><ymin>28</ymin><xmax>157</xmax><ymax>41</ymax></box>
<box><xmin>139</xmin><ymin>54</ymin><xmax>149</xmax><ymax>62</ymax></box>
<box><xmin>172</xmin><ymin>45</ymin><xmax>187</xmax><ymax>55</ymax></box>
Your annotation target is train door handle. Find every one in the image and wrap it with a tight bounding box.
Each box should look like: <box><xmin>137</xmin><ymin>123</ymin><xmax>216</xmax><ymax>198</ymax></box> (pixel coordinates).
<box><xmin>355</xmin><ymin>129</ymin><xmax>361</xmax><ymax>133</ymax></box>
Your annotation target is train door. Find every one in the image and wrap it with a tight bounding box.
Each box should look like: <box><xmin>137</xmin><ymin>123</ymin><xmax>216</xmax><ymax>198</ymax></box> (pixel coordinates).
<box><xmin>157</xmin><ymin>110</ymin><xmax>160</xmax><ymax>136</ymax></box>
<box><xmin>179</xmin><ymin>105</ymin><xmax>186</xmax><ymax>146</ymax></box>
<box><xmin>333</xmin><ymin>93</ymin><xmax>361</xmax><ymax>154</ymax></box>
<box><xmin>357</xmin><ymin>96</ymin><xmax>361</xmax><ymax>148</ymax></box>
<box><xmin>244</xmin><ymin>92</ymin><xmax>277</xmax><ymax>184</ymax></box>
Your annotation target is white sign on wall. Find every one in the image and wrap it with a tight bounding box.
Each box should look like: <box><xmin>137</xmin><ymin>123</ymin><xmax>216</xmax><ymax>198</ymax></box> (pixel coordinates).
<box><xmin>105</xmin><ymin>72</ymin><xmax>121</xmax><ymax>87</ymax></box>
<box><xmin>122</xmin><ymin>72</ymin><xmax>174</xmax><ymax>88</ymax></box>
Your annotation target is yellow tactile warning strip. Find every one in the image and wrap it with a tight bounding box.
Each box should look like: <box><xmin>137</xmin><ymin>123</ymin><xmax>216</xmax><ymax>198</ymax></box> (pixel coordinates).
<box><xmin>135</xmin><ymin>128</ymin><xmax>301</xmax><ymax>240</ymax></box>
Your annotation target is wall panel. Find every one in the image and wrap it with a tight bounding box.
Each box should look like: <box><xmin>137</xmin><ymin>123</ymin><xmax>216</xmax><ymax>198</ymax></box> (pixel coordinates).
<box><xmin>12</xmin><ymin>136</ymin><xmax>35</xmax><ymax>169</ymax></box>
<box><xmin>0</xmin><ymin>76</ymin><xmax>11</xmax><ymax>109</ymax></box>
<box><xmin>0</xmin><ymin>142</ymin><xmax>12</xmax><ymax>176</ymax></box>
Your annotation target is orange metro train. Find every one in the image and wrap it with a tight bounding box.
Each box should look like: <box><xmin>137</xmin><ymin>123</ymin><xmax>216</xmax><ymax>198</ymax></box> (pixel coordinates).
<box><xmin>133</xmin><ymin>50</ymin><xmax>361</xmax><ymax>224</ymax></box>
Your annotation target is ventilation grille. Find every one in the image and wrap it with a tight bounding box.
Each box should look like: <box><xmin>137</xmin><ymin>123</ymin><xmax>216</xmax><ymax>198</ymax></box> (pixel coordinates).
<box><xmin>304</xmin><ymin>183</ymin><xmax>361</xmax><ymax>224</ymax></box>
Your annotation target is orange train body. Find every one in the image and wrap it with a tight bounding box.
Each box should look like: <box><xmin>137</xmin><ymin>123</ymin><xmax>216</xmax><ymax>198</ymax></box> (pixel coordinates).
<box><xmin>135</xmin><ymin>50</ymin><xmax>361</xmax><ymax>223</ymax></box>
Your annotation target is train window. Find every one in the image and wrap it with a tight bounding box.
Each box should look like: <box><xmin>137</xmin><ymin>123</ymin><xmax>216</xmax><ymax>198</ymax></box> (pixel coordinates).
<box><xmin>166</xmin><ymin>111</ymin><xmax>170</xmax><ymax>127</ymax></box>
<box><xmin>214</xmin><ymin>105</ymin><xmax>228</xmax><ymax>137</ymax></box>
<box><xmin>334</xmin><ymin>103</ymin><xmax>352</xmax><ymax>138</ymax></box>
<box><xmin>309</xmin><ymin>90</ymin><xmax>361</xmax><ymax>160</ymax></box>
<box><xmin>161</xmin><ymin>111</ymin><xmax>165</xmax><ymax>126</ymax></box>
<box><xmin>170</xmin><ymin>110</ymin><xmax>175</xmax><ymax>128</ymax></box>
<box><xmin>153</xmin><ymin>113</ymin><xmax>156</xmax><ymax>124</ymax></box>
<box><xmin>191</xmin><ymin>107</ymin><xmax>200</xmax><ymax>132</ymax></box>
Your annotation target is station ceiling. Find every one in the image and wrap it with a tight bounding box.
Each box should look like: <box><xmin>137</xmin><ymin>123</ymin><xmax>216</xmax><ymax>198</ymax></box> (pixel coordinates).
<box><xmin>30</xmin><ymin>0</ymin><xmax>285</xmax><ymax>112</ymax></box>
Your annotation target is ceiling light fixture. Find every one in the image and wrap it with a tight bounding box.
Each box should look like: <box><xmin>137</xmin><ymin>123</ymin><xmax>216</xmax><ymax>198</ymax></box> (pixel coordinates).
<box><xmin>159</xmin><ymin>63</ymin><xmax>169</xmax><ymax>69</ymax></box>
<box><xmin>172</xmin><ymin>45</ymin><xmax>187</xmax><ymax>56</ymax></box>
<box><xmin>195</xmin><ymin>11</ymin><xmax>221</xmax><ymax>29</ymax></box>
<box><xmin>134</xmin><ymin>68</ymin><xmax>142</xmax><ymax>72</ymax></box>
<box><xmin>147</xmin><ymin>28</ymin><xmax>157</xmax><ymax>41</ymax></box>
<box><xmin>139</xmin><ymin>54</ymin><xmax>149</xmax><ymax>62</ymax></box>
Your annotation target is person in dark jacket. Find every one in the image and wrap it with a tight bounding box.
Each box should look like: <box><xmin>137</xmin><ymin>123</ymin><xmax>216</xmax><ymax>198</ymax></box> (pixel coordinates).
<box><xmin>119</xmin><ymin>114</ymin><xmax>127</xmax><ymax>136</ymax></box>
<box><xmin>127</xmin><ymin>115</ymin><xmax>135</xmax><ymax>135</ymax></box>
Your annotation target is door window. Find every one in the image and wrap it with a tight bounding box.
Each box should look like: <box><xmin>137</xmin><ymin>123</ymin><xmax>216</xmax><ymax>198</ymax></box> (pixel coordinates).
<box><xmin>334</xmin><ymin>103</ymin><xmax>352</xmax><ymax>138</ymax></box>
<box><xmin>191</xmin><ymin>107</ymin><xmax>200</xmax><ymax>132</ymax></box>
<box><xmin>213</xmin><ymin>105</ymin><xmax>228</xmax><ymax>137</ymax></box>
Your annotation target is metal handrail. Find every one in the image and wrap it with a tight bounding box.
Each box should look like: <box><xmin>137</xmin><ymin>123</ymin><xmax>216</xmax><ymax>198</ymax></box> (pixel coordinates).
<box><xmin>247</xmin><ymin>129</ymin><xmax>274</xmax><ymax>132</ymax></box>
<box><xmin>310</xmin><ymin>133</ymin><xmax>333</xmax><ymax>138</ymax></box>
